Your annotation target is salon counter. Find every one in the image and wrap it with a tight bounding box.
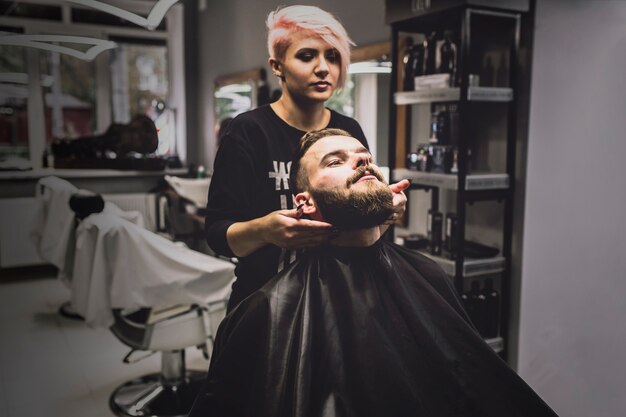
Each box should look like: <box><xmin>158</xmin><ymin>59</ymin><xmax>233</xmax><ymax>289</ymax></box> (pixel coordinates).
<box><xmin>0</xmin><ymin>167</ymin><xmax>188</xmax><ymax>198</ymax></box>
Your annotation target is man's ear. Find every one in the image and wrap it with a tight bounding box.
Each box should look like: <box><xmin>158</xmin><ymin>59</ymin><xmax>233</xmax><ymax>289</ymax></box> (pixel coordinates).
<box><xmin>294</xmin><ymin>192</ymin><xmax>318</xmax><ymax>216</ymax></box>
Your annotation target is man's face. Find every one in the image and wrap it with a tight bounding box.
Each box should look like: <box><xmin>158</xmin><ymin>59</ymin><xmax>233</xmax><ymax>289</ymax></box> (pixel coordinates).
<box><xmin>299</xmin><ymin>135</ymin><xmax>393</xmax><ymax>230</ymax></box>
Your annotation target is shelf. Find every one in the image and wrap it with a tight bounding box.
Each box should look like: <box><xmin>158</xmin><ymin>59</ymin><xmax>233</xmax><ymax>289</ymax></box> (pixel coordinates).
<box><xmin>467</xmin><ymin>87</ymin><xmax>514</xmax><ymax>102</ymax></box>
<box><xmin>419</xmin><ymin>251</ymin><xmax>506</xmax><ymax>277</ymax></box>
<box><xmin>393</xmin><ymin>168</ymin><xmax>509</xmax><ymax>191</ymax></box>
<box><xmin>486</xmin><ymin>337</ymin><xmax>504</xmax><ymax>353</ymax></box>
<box><xmin>394</xmin><ymin>88</ymin><xmax>460</xmax><ymax>104</ymax></box>
<box><xmin>393</xmin><ymin>87</ymin><xmax>513</xmax><ymax>105</ymax></box>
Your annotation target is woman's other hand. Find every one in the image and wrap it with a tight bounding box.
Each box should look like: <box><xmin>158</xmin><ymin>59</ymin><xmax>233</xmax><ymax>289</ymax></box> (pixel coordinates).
<box><xmin>384</xmin><ymin>179</ymin><xmax>411</xmax><ymax>225</ymax></box>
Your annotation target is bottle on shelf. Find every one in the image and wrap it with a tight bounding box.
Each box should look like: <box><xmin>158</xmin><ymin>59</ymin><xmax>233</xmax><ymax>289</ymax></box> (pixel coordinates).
<box><xmin>435</xmin><ymin>104</ymin><xmax>448</xmax><ymax>144</ymax></box>
<box><xmin>430</xmin><ymin>210</ymin><xmax>443</xmax><ymax>256</ymax></box>
<box><xmin>402</xmin><ymin>39</ymin><xmax>415</xmax><ymax>91</ymax></box>
<box><xmin>495</xmin><ymin>51</ymin><xmax>509</xmax><ymax>87</ymax></box>
<box><xmin>445</xmin><ymin>212</ymin><xmax>457</xmax><ymax>259</ymax></box>
<box><xmin>482</xmin><ymin>55</ymin><xmax>495</xmax><ymax>87</ymax></box>
<box><xmin>429</xmin><ymin>109</ymin><xmax>439</xmax><ymax>143</ymax></box>
<box><xmin>469</xmin><ymin>280</ymin><xmax>488</xmax><ymax>336</ymax></box>
<box><xmin>403</xmin><ymin>40</ymin><xmax>426</xmax><ymax>91</ymax></box>
<box><xmin>425</xmin><ymin>31</ymin><xmax>438</xmax><ymax>75</ymax></box>
<box><xmin>196</xmin><ymin>165</ymin><xmax>207</xmax><ymax>179</ymax></box>
<box><xmin>482</xmin><ymin>278</ymin><xmax>501</xmax><ymax>338</ymax></box>
<box><xmin>439</xmin><ymin>30</ymin><xmax>457</xmax><ymax>86</ymax></box>
<box><xmin>42</xmin><ymin>144</ymin><xmax>54</xmax><ymax>169</ymax></box>
<box><xmin>460</xmin><ymin>289</ymin><xmax>471</xmax><ymax>317</ymax></box>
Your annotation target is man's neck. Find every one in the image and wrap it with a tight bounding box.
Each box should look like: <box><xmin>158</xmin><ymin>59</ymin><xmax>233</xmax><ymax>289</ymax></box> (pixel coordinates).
<box><xmin>330</xmin><ymin>226</ymin><xmax>382</xmax><ymax>247</ymax></box>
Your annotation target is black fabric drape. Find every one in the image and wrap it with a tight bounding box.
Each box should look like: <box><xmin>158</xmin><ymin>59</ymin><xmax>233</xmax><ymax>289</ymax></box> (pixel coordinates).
<box><xmin>189</xmin><ymin>240</ymin><xmax>558</xmax><ymax>417</ymax></box>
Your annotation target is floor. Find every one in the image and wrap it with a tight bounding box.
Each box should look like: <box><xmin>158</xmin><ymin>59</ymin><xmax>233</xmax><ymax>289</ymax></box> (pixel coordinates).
<box><xmin>0</xmin><ymin>276</ymin><xmax>211</xmax><ymax>417</ymax></box>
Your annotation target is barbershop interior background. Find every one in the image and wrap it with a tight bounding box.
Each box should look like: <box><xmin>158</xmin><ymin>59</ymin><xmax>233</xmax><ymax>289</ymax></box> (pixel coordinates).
<box><xmin>0</xmin><ymin>0</ymin><xmax>625</xmax><ymax>416</ymax></box>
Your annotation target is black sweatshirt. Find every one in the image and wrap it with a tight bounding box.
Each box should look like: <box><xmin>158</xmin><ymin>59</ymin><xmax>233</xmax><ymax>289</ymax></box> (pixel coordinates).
<box><xmin>205</xmin><ymin>105</ymin><xmax>368</xmax><ymax>311</ymax></box>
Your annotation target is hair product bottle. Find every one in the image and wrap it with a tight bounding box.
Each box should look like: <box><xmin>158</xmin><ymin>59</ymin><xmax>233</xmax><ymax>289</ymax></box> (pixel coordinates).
<box><xmin>469</xmin><ymin>280</ymin><xmax>488</xmax><ymax>336</ymax></box>
<box><xmin>425</xmin><ymin>31</ymin><xmax>438</xmax><ymax>75</ymax></box>
<box><xmin>439</xmin><ymin>30</ymin><xmax>457</xmax><ymax>86</ymax></box>
<box><xmin>430</xmin><ymin>210</ymin><xmax>443</xmax><ymax>256</ymax></box>
<box><xmin>445</xmin><ymin>212</ymin><xmax>457</xmax><ymax>258</ymax></box>
<box><xmin>482</xmin><ymin>278</ymin><xmax>501</xmax><ymax>338</ymax></box>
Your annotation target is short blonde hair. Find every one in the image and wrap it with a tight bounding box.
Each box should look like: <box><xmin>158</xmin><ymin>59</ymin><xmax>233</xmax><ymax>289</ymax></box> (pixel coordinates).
<box><xmin>266</xmin><ymin>5</ymin><xmax>354</xmax><ymax>89</ymax></box>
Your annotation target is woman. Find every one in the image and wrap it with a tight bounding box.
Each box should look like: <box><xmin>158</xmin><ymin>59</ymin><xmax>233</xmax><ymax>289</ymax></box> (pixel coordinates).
<box><xmin>205</xmin><ymin>5</ymin><xmax>409</xmax><ymax>312</ymax></box>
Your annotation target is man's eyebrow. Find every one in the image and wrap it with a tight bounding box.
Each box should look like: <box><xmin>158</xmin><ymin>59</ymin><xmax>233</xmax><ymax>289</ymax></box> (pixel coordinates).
<box><xmin>319</xmin><ymin>146</ymin><xmax>371</xmax><ymax>165</ymax></box>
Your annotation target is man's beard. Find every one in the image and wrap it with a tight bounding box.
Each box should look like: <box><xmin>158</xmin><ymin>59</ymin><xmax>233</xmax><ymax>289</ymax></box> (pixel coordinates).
<box><xmin>310</xmin><ymin>166</ymin><xmax>394</xmax><ymax>231</ymax></box>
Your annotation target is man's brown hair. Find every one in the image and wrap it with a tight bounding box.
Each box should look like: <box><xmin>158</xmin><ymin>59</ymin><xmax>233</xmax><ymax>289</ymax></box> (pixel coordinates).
<box><xmin>289</xmin><ymin>128</ymin><xmax>353</xmax><ymax>194</ymax></box>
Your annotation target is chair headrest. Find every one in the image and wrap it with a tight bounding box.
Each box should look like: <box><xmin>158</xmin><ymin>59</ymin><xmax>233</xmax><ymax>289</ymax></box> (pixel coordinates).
<box><xmin>69</xmin><ymin>192</ymin><xmax>105</xmax><ymax>219</ymax></box>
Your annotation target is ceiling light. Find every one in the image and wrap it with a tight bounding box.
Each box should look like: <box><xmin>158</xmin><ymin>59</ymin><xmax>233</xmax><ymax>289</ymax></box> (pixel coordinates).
<box><xmin>66</xmin><ymin>0</ymin><xmax>180</xmax><ymax>31</ymax></box>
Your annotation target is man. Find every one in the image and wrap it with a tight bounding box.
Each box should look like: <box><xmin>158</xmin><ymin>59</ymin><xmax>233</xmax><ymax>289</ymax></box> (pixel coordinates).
<box><xmin>189</xmin><ymin>129</ymin><xmax>558</xmax><ymax>417</ymax></box>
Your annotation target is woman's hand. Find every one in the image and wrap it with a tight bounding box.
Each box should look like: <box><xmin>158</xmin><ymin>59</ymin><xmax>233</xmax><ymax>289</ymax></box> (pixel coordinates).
<box><xmin>227</xmin><ymin>207</ymin><xmax>336</xmax><ymax>257</ymax></box>
<box><xmin>384</xmin><ymin>179</ymin><xmax>411</xmax><ymax>225</ymax></box>
<box><xmin>259</xmin><ymin>208</ymin><xmax>336</xmax><ymax>249</ymax></box>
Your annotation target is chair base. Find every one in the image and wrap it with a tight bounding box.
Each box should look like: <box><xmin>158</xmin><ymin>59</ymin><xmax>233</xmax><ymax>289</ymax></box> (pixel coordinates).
<box><xmin>109</xmin><ymin>370</ymin><xmax>206</xmax><ymax>417</ymax></box>
<box><xmin>58</xmin><ymin>301</ymin><xmax>84</xmax><ymax>320</ymax></box>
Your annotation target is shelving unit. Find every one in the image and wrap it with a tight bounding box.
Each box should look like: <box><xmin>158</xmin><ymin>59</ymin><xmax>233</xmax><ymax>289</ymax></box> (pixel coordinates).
<box><xmin>386</xmin><ymin>2</ymin><xmax>528</xmax><ymax>359</ymax></box>
<box><xmin>393</xmin><ymin>86</ymin><xmax>513</xmax><ymax>104</ymax></box>
<box><xmin>419</xmin><ymin>252</ymin><xmax>506</xmax><ymax>277</ymax></box>
<box><xmin>393</xmin><ymin>168</ymin><xmax>509</xmax><ymax>190</ymax></box>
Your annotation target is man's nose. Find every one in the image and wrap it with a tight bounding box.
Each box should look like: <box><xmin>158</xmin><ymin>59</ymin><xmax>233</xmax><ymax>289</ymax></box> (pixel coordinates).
<box><xmin>355</xmin><ymin>155</ymin><xmax>369</xmax><ymax>168</ymax></box>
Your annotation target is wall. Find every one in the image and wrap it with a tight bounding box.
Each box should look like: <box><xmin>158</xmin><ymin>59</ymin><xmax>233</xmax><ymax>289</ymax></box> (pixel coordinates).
<box><xmin>519</xmin><ymin>1</ymin><xmax>626</xmax><ymax>416</ymax></box>
<box><xmin>195</xmin><ymin>0</ymin><xmax>389</xmax><ymax>168</ymax></box>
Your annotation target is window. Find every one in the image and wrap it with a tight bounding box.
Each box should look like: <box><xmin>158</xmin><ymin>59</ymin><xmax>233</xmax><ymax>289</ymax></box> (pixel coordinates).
<box><xmin>0</xmin><ymin>39</ymin><xmax>29</xmax><ymax>160</ymax></box>
<box><xmin>325</xmin><ymin>74</ymin><xmax>355</xmax><ymax>118</ymax></box>
<box><xmin>110</xmin><ymin>39</ymin><xmax>174</xmax><ymax>156</ymax></box>
<box><xmin>0</xmin><ymin>1</ymin><xmax>185</xmax><ymax>167</ymax></box>
<box><xmin>40</xmin><ymin>51</ymin><xmax>97</xmax><ymax>142</ymax></box>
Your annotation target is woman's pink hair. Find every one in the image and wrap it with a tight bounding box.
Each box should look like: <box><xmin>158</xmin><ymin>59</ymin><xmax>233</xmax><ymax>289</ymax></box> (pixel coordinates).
<box><xmin>266</xmin><ymin>5</ymin><xmax>355</xmax><ymax>89</ymax></box>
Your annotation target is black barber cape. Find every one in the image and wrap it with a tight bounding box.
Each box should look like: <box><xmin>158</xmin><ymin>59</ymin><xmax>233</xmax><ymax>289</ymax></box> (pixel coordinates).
<box><xmin>189</xmin><ymin>240</ymin><xmax>558</xmax><ymax>417</ymax></box>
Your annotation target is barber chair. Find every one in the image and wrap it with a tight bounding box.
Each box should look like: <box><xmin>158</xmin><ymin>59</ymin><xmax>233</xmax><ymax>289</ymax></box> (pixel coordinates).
<box><xmin>68</xmin><ymin>193</ymin><xmax>232</xmax><ymax>417</ymax></box>
<box><xmin>108</xmin><ymin>302</ymin><xmax>225</xmax><ymax>417</ymax></box>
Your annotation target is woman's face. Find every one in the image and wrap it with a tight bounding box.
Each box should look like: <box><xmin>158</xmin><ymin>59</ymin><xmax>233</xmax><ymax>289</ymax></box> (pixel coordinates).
<box><xmin>276</xmin><ymin>31</ymin><xmax>341</xmax><ymax>103</ymax></box>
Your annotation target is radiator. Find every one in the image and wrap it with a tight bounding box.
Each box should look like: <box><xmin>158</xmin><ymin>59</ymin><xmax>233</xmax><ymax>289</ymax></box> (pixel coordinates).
<box><xmin>101</xmin><ymin>193</ymin><xmax>163</xmax><ymax>233</ymax></box>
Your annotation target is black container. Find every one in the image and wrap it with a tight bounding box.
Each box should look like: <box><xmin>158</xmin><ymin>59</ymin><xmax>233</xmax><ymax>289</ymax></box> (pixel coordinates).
<box><xmin>407</xmin><ymin>152</ymin><xmax>419</xmax><ymax>170</ymax></box>
<box><xmin>425</xmin><ymin>32</ymin><xmax>438</xmax><ymax>75</ymax></box>
<box><xmin>445</xmin><ymin>212</ymin><xmax>458</xmax><ymax>258</ymax></box>
<box><xmin>439</xmin><ymin>30</ymin><xmax>457</xmax><ymax>86</ymax></box>
<box><xmin>403</xmin><ymin>42</ymin><xmax>426</xmax><ymax>90</ymax></box>
<box><xmin>417</xmin><ymin>145</ymin><xmax>430</xmax><ymax>171</ymax></box>
<box><xmin>469</xmin><ymin>280</ymin><xmax>488</xmax><ymax>336</ymax></box>
<box><xmin>482</xmin><ymin>278</ymin><xmax>501</xmax><ymax>338</ymax></box>
<box><xmin>428</xmin><ymin>144</ymin><xmax>454</xmax><ymax>173</ymax></box>
<box><xmin>430</xmin><ymin>210</ymin><xmax>443</xmax><ymax>256</ymax></box>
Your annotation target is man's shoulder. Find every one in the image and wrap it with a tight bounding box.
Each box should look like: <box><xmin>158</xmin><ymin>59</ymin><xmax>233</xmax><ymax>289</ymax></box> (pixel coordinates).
<box><xmin>381</xmin><ymin>241</ymin><xmax>453</xmax><ymax>288</ymax></box>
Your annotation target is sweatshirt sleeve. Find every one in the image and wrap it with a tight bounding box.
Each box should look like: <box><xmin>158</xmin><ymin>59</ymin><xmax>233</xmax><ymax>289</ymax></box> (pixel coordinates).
<box><xmin>204</xmin><ymin>129</ymin><xmax>258</xmax><ymax>258</ymax></box>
